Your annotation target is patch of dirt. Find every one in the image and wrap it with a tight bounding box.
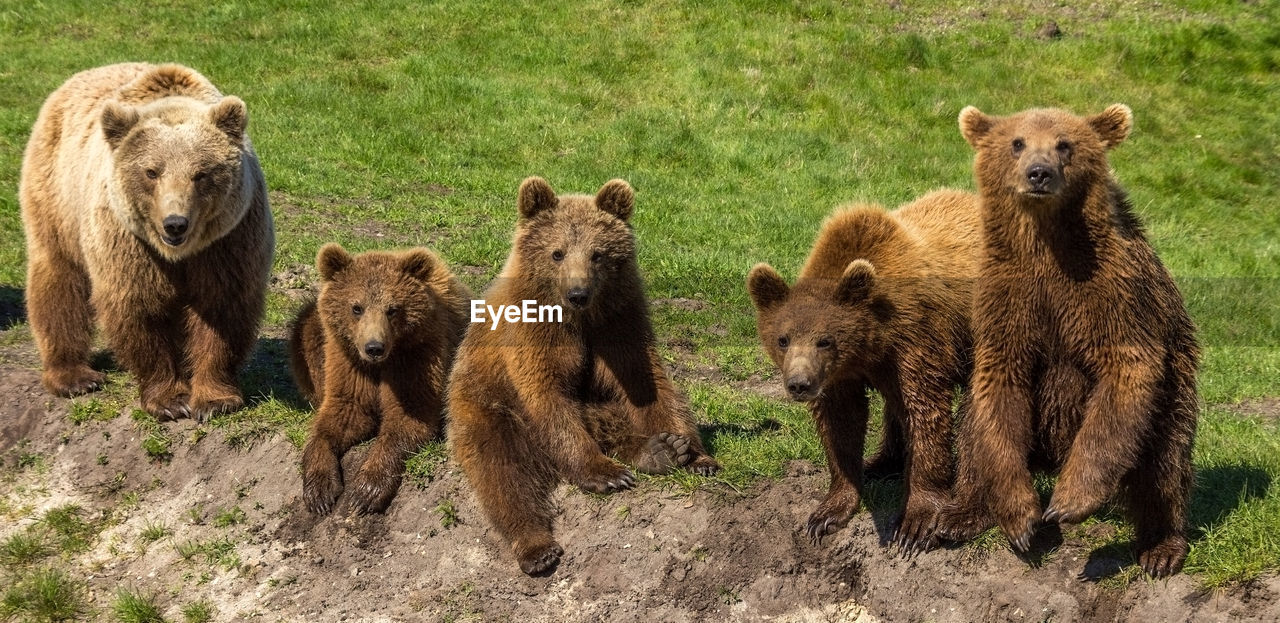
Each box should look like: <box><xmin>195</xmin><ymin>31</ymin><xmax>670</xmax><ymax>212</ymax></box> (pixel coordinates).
<box><xmin>653</xmin><ymin>297</ymin><xmax>711</xmax><ymax>312</ymax></box>
<box><xmin>3</xmin><ymin>363</ymin><xmax>1279</xmax><ymax>621</ymax></box>
<box><xmin>1229</xmin><ymin>398</ymin><xmax>1280</xmax><ymax>424</ymax></box>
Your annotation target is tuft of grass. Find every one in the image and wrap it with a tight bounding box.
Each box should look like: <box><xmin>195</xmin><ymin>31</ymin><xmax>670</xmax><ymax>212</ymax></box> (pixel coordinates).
<box><xmin>212</xmin><ymin>506</ymin><xmax>246</xmax><ymax>528</ymax></box>
<box><xmin>138</xmin><ymin>520</ymin><xmax>171</xmax><ymax>546</ymax></box>
<box><xmin>141</xmin><ymin>433</ymin><xmax>172</xmax><ymax>463</ymax></box>
<box><xmin>112</xmin><ymin>587</ymin><xmax>166</xmax><ymax>623</ymax></box>
<box><xmin>68</xmin><ymin>398</ymin><xmax>117</xmax><ymax>425</ymax></box>
<box><xmin>181</xmin><ymin>600</ymin><xmax>215</xmax><ymax>623</ymax></box>
<box><xmin>0</xmin><ymin>567</ymin><xmax>85</xmax><ymax>622</ymax></box>
<box><xmin>41</xmin><ymin>505</ymin><xmax>97</xmax><ymax>554</ymax></box>
<box><xmin>404</xmin><ymin>441</ymin><xmax>450</xmax><ymax>487</ymax></box>
<box><xmin>434</xmin><ymin>499</ymin><xmax>460</xmax><ymax>530</ymax></box>
<box><xmin>0</xmin><ymin>531</ymin><xmax>49</xmax><ymax>566</ymax></box>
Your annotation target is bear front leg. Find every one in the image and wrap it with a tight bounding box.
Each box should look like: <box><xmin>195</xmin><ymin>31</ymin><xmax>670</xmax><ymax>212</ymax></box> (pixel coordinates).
<box><xmin>510</xmin><ymin>361</ymin><xmax>635</xmax><ymax>494</ymax></box>
<box><xmin>450</xmin><ymin>397</ymin><xmax>563</xmax><ymax>575</ymax></box>
<box><xmin>891</xmin><ymin>379</ymin><xmax>956</xmax><ymax>554</ymax></box>
<box><xmin>968</xmin><ymin>355</ymin><xmax>1039</xmax><ymax>552</ymax></box>
<box><xmin>26</xmin><ymin>251</ymin><xmax>106</xmax><ymax>396</ymax></box>
<box><xmin>1043</xmin><ymin>352</ymin><xmax>1160</xmax><ymax>526</ymax></box>
<box><xmin>301</xmin><ymin>395</ymin><xmax>378</xmax><ymax>516</ymax></box>
<box><xmin>345</xmin><ymin>381</ymin><xmax>441</xmax><ymax>514</ymax></box>
<box><xmin>806</xmin><ymin>383</ymin><xmax>869</xmax><ymax>544</ymax></box>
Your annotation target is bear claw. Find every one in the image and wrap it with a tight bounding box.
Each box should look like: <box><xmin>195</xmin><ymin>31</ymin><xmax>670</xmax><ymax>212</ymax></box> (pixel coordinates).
<box><xmin>518</xmin><ymin>543</ymin><xmax>564</xmax><ymax>576</ymax></box>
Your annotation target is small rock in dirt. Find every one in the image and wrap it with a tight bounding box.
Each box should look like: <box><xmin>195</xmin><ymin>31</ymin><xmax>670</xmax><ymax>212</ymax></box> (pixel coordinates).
<box><xmin>1037</xmin><ymin>20</ymin><xmax>1062</xmax><ymax>39</ymax></box>
<box><xmin>312</xmin><ymin>556</ymin><xmax>324</xmax><ymax>565</ymax></box>
<box><xmin>350</xmin><ymin>564</ymin><xmax>359</xmax><ymax>577</ymax></box>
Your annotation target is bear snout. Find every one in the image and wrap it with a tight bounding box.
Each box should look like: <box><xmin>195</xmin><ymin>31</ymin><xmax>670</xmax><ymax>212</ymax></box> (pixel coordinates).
<box><xmin>565</xmin><ymin>286</ymin><xmax>591</xmax><ymax>308</ymax></box>
<box><xmin>362</xmin><ymin>339</ymin><xmax>386</xmax><ymax>361</ymax></box>
<box><xmin>785</xmin><ymin>374</ymin><xmax>819</xmax><ymax>401</ymax></box>
<box><xmin>161</xmin><ymin>214</ymin><xmax>189</xmax><ymax>244</ymax></box>
<box><xmin>1025</xmin><ymin>163</ymin><xmax>1056</xmax><ymax>194</ymax></box>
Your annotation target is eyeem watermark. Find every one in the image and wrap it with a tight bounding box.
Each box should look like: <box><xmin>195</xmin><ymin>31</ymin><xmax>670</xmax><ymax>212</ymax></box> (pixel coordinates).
<box><xmin>471</xmin><ymin>299</ymin><xmax>564</xmax><ymax>330</ymax></box>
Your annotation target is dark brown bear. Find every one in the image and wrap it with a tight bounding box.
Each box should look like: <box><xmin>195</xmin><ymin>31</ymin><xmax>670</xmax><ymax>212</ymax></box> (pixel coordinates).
<box><xmin>448</xmin><ymin>177</ymin><xmax>721</xmax><ymax>575</ymax></box>
<box><xmin>748</xmin><ymin>190</ymin><xmax>980</xmax><ymax>551</ymax></box>
<box><xmin>20</xmin><ymin>63</ymin><xmax>273</xmax><ymax>420</ymax></box>
<box><xmin>290</xmin><ymin>244</ymin><xmax>472</xmax><ymax>515</ymax></box>
<box><xmin>935</xmin><ymin>104</ymin><xmax>1200</xmax><ymax>578</ymax></box>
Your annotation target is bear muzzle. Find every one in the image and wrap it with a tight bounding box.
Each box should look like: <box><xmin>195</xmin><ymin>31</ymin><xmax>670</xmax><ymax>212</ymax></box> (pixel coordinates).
<box><xmin>161</xmin><ymin>214</ymin><xmax>189</xmax><ymax>246</ymax></box>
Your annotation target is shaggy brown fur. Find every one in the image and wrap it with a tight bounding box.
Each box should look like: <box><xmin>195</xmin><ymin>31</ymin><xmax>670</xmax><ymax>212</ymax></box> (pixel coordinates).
<box><xmin>19</xmin><ymin>63</ymin><xmax>273</xmax><ymax>421</ymax></box>
<box><xmin>290</xmin><ymin>244</ymin><xmax>472</xmax><ymax>515</ymax></box>
<box><xmin>748</xmin><ymin>190</ymin><xmax>980</xmax><ymax>551</ymax></box>
<box><xmin>934</xmin><ymin>104</ymin><xmax>1200</xmax><ymax>578</ymax></box>
<box><xmin>448</xmin><ymin>177</ymin><xmax>721</xmax><ymax>575</ymax></box>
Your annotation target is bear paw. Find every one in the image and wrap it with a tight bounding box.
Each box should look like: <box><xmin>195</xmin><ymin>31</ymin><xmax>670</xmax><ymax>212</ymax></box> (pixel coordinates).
<box><xmin>934</xmin><ymin>502</ymin><xmax>994</xmax><ymax>543</ymax></box>
<box><xmin>571</xmin><ymin>460</ymin><xmax>635</xmax><ymax>494</ymax></box>
<box><xmin>998</xmin><ymin>506</ymin><xmax>1041</xmax><ymax>554</ymax></box>
<box><xmin>303</xmin><ymin>470</ymin><xmax>344</xmax><ymax>516</ymax></box>
<box><xmin>517</xmin><ymin>542</ymin><xmax>564</xmax><ymax>576</ymax></box>
<box><xmin>634</xmin><ymin>432</ymin><xmax>694</xmax><ymax>475</ymax></box>
<box><xmin>43</xmin><ymin>366</ymin><xmax>107</xmax><ymax>397</ymax></box>
<box><xmin>142</xmin><ymin>392</ymin><xmax>192</xmax><ymax>422</ymax></box>
<box><xmin>1136</xmin><ymin>535</ymin><xmax>1188</xmax><ymax>579</ymax></box>
<box><xmin>189</xmin><ymin>393</ymin><xmax>244</xmax><ymax>424</ymax></box>
<box><xmin>892</xmin><ymin>492</ymin><xmax>945</xmax><ymax>555</ymax></box>
<box><xmin>687</xmin><ymin>454</ymin><xmax>721</xmax><ymax>477</ymax></box>
<box><xmin>1042</xmin><ymin>486</ymin><xmax>1107</xmax><ymax>525</ymax></box>
<box><xmin>345</xmin><ymin>469</ymin><xmax>401</xmax><ymax>515</ymax></box>
<box><xmin>805</xmin><ymin>491</ymin><xmax>859</xmax><ymax>545</ymax></box>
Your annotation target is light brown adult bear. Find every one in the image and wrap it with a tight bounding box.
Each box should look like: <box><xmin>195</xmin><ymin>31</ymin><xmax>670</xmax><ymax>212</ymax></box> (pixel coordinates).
<box><xmin>934</xmin><ymin>104</ymin><xmax>1200</xmax><ymax>578</ymax></box>
<box><xmin>19</xmin><ymin>63</ymin><xmax>273</xmax><ymax>421</ymax></box>
<box><xmin>290</xmin><ymin>244</ymin><xmax>472</xmax><ymax>515</ymax></box>
<box><xmin>748</xmin><ymin>190</ymin><xmax>980</xmax><ymax>551</ymax></box>
<box><xmin>448</xmin><ymin>177</ymin><xmax>721</xmax><ymax>575</ymax></box>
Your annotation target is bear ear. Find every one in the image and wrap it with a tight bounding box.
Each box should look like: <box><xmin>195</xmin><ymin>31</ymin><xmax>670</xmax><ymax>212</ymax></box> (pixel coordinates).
<box><xmin>1087</xmin><ymin>104</ymin><xmax>1132</xmax><ymax>150</ymax></box>
<box><xmin>210</xmin><ymin>96</ymin><xmax>248</xmax><ymax>144</ymax></box>
<box><xmin>399</xmin><ymin>248</ymin><xmax>438</xmax><ymax>282</ymax></box>
<box><xmin>517</xmin><ymin>176</ymin><xmax>558</xmax><ymax>219</ymax></box>
<box><xmin>596</xmin><ymin>179</ymin><xmax>635</xmax><ymax>222</ymax></box>
<box><xmin>101</xmin><ymin>102</ymin><xmax>140</xmax><ymax>150</ymax></box>
<box><xmin>837</xmin><ymin>259</ymin><xmax>877</xmax><ymax>305</ymax></box>
<box><xmin>747</xmin><ymin>263</ymin><xmax>790</xmax><ymax>311</ymax></box>
<box><xmin>316</xmin><ymin>243</ymin><xmax>353</xmax><ymax>281</ymax></box>
<box><xmin>958</xmin><ymin>106</ymin><xmax>993</xmax><ymax>149</ymax></box>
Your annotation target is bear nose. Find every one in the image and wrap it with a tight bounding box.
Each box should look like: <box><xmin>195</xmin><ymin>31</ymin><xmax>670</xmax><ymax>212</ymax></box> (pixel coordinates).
<box><xmin>364</xmin><ymin>340</ymin><xmax>385</xmax><ymax>359</ymax></box>
<box><xmin>566</xmin><ymin>288</ymin><xmax>590</xmax><ymax>307</ymax></box>
<box><xmin>786</xmin><ymin>377</ymin><xmax>812</xmax><ymax>399</ymax></box>
<box><xmin>162</xmin><ymin>215</ymin><xmax>189</xmax><ymax>237</ymax></box>
<box><xmin>1027</xmin><ymin>164</ymin><xmax>1055</xmax><ymax>190</ymax></box>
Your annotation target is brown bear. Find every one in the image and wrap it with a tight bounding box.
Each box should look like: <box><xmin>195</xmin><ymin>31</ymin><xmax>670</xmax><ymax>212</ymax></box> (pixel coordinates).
<box><xmin>19</xmin><ymin>63</ymin><xmax>273</xmax><ymax>421</ymax></box>
<box><xmin>934</xmin><ymin>104</ymin><xmax>1200</xmax><ymax>578</ymax></box>
<box><xmin>748</xmin><ymin>189</ymin><xmax>980</xmax><ymax>551</ymax></box>
<box><xmin>290</xmin><ymin>243</ymin><xmax>472</xmax><ymax>515</ymax></box>
<box><xmin>448</xmin><ymin>177</ymin><xmax>721</xmax><ymax>575</ymax></box>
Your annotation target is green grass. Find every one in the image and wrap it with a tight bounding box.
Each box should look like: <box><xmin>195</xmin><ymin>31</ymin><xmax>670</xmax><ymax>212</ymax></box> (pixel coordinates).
<box><xmin>0</xmin><ymin>0</ymin><xmax>1277</xmax><ymax>590</ymax></box>
<box><xmin>112</xmin><ymin>588</ymin><xmax>166</xmax><ymax>623</ymax></box>
<box><xmin>180</xmin><ymin>600</ymin><xmax>214</xmax><ymax>623</ymax></box>
<box><xmin>0</xmin><ymin>567</ymin><xmax>86</xmax><ymax>622</ymax></box>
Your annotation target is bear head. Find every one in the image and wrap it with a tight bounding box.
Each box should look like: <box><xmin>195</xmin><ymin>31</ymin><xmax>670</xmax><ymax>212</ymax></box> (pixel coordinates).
<box><xmin>747</xmin><ymin>259</ymin><xmax>895</xmax><ymax>402</ymax></box>
<box><xmin>958</xmin><ymin>104</ymin><xmax>1131</xmax><ymax>208</ymax></box>
<box><xmin>101</xmin><ymin>94</ymin><xmax>252</xmax><ymax>261</ymax></box>
<box><xmin>315</xmin><ymin>243</ymin><xmax>444</xmax><ymax>365</ymax></box>
<box><xmin>511</xmin><ymin>176</ymin><xmax>637</xmax><ymax>313</ymax></box>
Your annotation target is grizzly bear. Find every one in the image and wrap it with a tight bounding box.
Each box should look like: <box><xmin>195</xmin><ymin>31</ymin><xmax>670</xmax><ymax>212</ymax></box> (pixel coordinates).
<box><xmin>448</xmin><ymin>177</ymin><xmax>721</xmax><ymax>575</ymax></box>
<box><xmin>934</xmin><ymin>104</ymin><xmax>1200</xmax><ymax>578</ymax></box>
<box><xmin>290</xmin><ymin>243</ymin><xmax>472</xmax><ymax>515</ymax></box>
<box><xmin>748</xmin><ymin>189</ymin><xmax>980</xmax><ymax>551</ymax></box>
<box><xmin>19</xmin><ymin>63</ymin><xmax>273</xmax><ymax>421</ymax></box>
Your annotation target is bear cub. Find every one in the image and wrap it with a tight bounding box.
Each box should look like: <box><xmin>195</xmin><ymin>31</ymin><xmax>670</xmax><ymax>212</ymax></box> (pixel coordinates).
<box><xmin>20</xmin><ymin>63</ymin><xmax>273</xmax><ymax>420</ymax></box>
<box><xmin>935</xmin><ymin>104</ymin><xmax>1200</xmax><ymax>578</ymax></box>
<box><xmin>448</xmin><ymin>177</ymin><xmax>721</xmax><ymax>575</ymax></box>
<box><xmin>748</xmin><ymin>189</ymin><xmax>980</xmax><ymax>551</ymax></box>
<box><xmin>291</xmin><ymin>244</ymin><xmax>472</xmax><ymax>515</ymax></box>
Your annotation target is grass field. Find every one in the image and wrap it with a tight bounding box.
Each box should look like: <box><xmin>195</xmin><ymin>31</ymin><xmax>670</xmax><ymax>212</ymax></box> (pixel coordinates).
<box><xmin>1</xmin><ymin>0</ymin><xmax>1277</xmax><ymax>608</ymax></box>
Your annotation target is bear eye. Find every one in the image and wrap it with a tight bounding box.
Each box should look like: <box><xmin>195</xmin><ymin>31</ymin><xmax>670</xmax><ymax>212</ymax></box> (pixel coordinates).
<box><xmin>816</xmin><ymin>338</ymin><xmax>833</xmax><ymax>349</ymax></box>
<box><xmin>591</xmin><ymin>251</ymin><xmax>603</xmax><ymax>263</ymax></box>
<box><xmin>1011</xmin><ymin>138</ymin><xmax>1025</xmax><ymax>154</ymax></box>
<box><xmin>551</xmin><ymin>250</ymin><xmax>565</xmax><ymax>262</ymax></box>
<box><xmin>1055</xmin><ymin>140</ymin><xmax>1072</xmax><ymax>154</ymax></box>
<box><xmin>144</xmin><ymin>168</ymin><xmax>159</xmax><ymax>180</ymax></box>
<box><xmin>192</xmin><ymin>171</ymin><xmax>207</xmax><ymax>183</ymax></box>
<box><xmin>352</xmin><ymin>304</ymin><xmax>364</xmax><ymax>316</ymax></box>
<box><xmin>385</xmin><ymin>306</ymin><xmax>398</xmax><ymax>318</ymax></box>
<box><xmin>778</xmin><ymin>335</ymin><xmax>789</xmax><ymax>349</ymax></box>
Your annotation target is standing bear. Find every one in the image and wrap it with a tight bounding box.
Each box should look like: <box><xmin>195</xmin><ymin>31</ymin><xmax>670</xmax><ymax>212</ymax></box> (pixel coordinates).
<box><xmin>748</xmin><ymin>190</ymin><xmax>980</xmax><ymax>551</ymax></box>
<box><xmin>448</xmin><ymin>177</ymin><xmax>721</xmax><ymax>575</ymax></box>
<box><xmin>19</xmin><ymin>63</ymin><xmax>273</xmax><ymax>420</ymax></box>
<box><xmin>290</xmin><ymin>244</ymin><xmax>472</xmax><ymax>515</ymax></box>
<box><xmin>935</xmin><ymin>105</ymin><xmax>1200</xmax><ymax>578</ymax></box>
